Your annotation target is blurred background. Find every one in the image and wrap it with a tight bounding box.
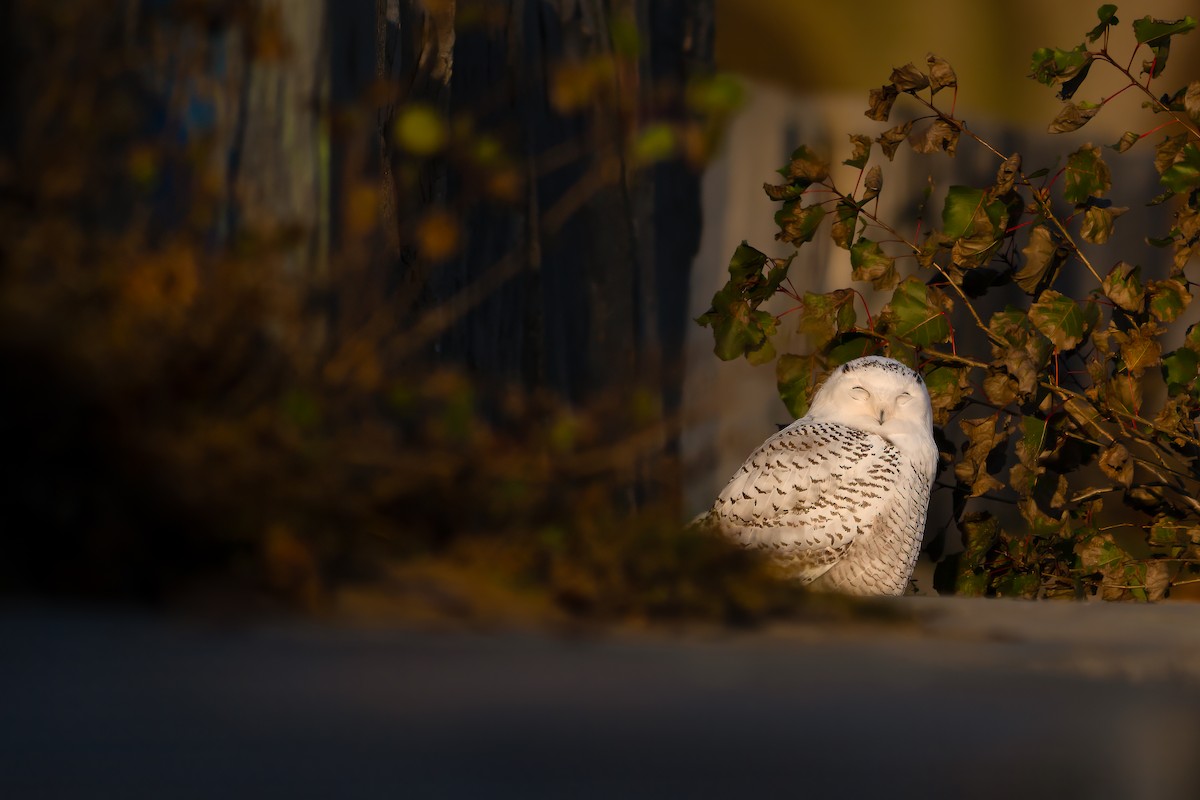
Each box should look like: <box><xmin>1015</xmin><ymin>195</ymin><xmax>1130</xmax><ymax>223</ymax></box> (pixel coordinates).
<box><xmin>1</xmin><ymin>0</ymin><xmax>1199</xmax><ymax>619</ymax></box>
<box><xmin>7</xmin><ymin>3</ymin><xmax>1200</xmax><ymax>798</ymax></box>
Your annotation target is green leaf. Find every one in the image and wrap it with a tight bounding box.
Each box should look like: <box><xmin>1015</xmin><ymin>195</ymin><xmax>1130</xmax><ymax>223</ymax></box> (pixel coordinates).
<box><xmin>795</xmin><ymin>290</ymin><xmax>857</xmax><ymax>350</ymax></box>
<box><xmin>777</xmin><ymin>353</ymin><xmax>818</xmax><ymax>418</ymax></box>
<box><xmin>1063</xmin><ymin>144</ymin><xmax>1112</xmax><ymax>201</ymax></box>
<box><xmin>1160</xmin><ymin>142</ymin><xmax>1200</xmax><ymax>193</ymax></box>
<box><xmin>1148</xmin><ymin>277</ymin><xmax>1191</xmax><ymax>322</ymax></box>
<box><xmin>1132</xmin><ymin>16</ymin><xmax>1197</xmax><ymax>77</ymax></box>
<box><xmin>843</xmin><ymin>134</ymin><xmax>872</xmax><ymax>169</ymax></box>
<box><xmin>942</xmin><ymin>186</ymin><xmax>986</xmax><ymax>238</ymax></box>
<box><xmin>1080</xmin><ymin>205</ymin><xmax>1126</xmax><ymax>244</ymax></box>
<box><xmin>825</xmin><ymin>332</ymin><xmax>876</xmax><ymax>366</ymax></box>
<box><xmin>850</xmin><ymin>238</ymin><xmax>898</xmax><ymax>290</ymax></box>
<box><xmin>1047</xmin><ymin>100</ymin><xmax>1101</xmax><ymax>133</ymax></box>
<box><xmin>925</xmin><ymin>364</ymin><xmax>971</xmax><ymax>425</ymax></box>
<box><xmin>1020</xmin><ymin>415</ymin><xmax>1048</xmax><ymax>462</ymax></box>
<box><xmin>1087</xmin><ymin>5</ymin><xmax>1120</xmax><ymax>42</ymax></box>
<box><xmin>775</xmin><ymin>201</ymin><xmax>826</xmax><ymax>246</ymax></box>
<box><xmin>1029</xmin><ymin>290</ymin><xmax>1088</xmax><ymax>350</ymax></box>
<box><xmin>830</xmin><ymin>201</ymin><xmax>860</xmax><ymax>250</ymax></box>
<box><xmin>696</xmin><ymin>243</ymin><xmax>794</xmax><ymax>362</ymax></box>
<box><xmin>1162</xmin><ymin>347</ymin><xmax>1199</xmax><ymax>394</ymax></box>
<box><xmin>1101</xmin><ymin>261</ymin><xmax>1145</xmax><ymax>312</ymax></box>
<box><xmin>1028</xmin><ymin>44</ymin><xmax>1092</xmax><ymax>88</ymax></box>
<box><xmin>884</xmin><ymin>277</ymin><xmax>950</xmax><ymax>346</ymax></box>
<box><xmin>746</xmin><ymin>336</ymin><xmax>777</xmax><ymax>366</ymax></box>
<box><xmin>762</xmin><ymin>181</ymin><xmax>807</xmax><ymax>201</ymax></box>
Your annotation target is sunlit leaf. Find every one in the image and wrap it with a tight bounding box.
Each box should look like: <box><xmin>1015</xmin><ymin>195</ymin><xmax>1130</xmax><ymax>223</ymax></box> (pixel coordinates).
<box><xmin>926</xmin><ymin>53</ymin><xmax>957</xmax><ymax>94</ymax></box>
<box><xmin>1102</xmin><ymin>261</ymin><xmax>1145</xmax><ymax>312</ymax></box>
<box><xmin>1086</xmin><ymin>5</ymin><xmax>1120</xmax><ymax>42</ymax></box>
<box><xmin>876</xmin><ymin>121</ymin><xmax>913</xmax><ymax>160</ymax></box>
<box><xmin>830</xmin><ymin>201</ymin><xmax>860</xmax><ymax>250</ymax></box>
<box><xmin>1063</xmin><ymin>143</ymin><xmax>1111</xmax><ymax>202</ymax></box>
<box><xmin>1160</xmin><ymin>142</ymin><xmax>1200</xmax><ymax>193</ymax></box>
<box><xmin>1080</xmin><ymin>205</ymin><xmax>1126</xmax><ymax>244</ymax></box>
<box><xmin>1048</xmin><ymin>101</ymin><xmax>1101</xmax><ymax>133</ymax></box>
<box><xmin>909</xmin><ymin>119</ymin><xmax>959</xmax><ymax>156</ymax></box>
<box><xmin>1110</xmin><ymin>131</ymin><xmax>1140</xmax><ymax>152</ymax></box>
<box><xmin>1028</xmin><ymin>44</ymin><xmax>1092</xmax><ymax>89</ymax></box>
<box><xmin>890</xmin><ymin>63</ymin><xmax>929</xmax><ymax>93</ymax></box>
<box><xmin>1132</xmin><ymin>15</ymin><xmax>1197</xmax><ymax>77</ymax></box>
<box><xmin>1099</xmin><ymin>443</ymin><xmax>1134</xmax><ymax>487</ymax></box>
<box><xmin>1162</xmin><ymin>347</ymin><xmax>1199</xmax><ymax>394</ymax></box>
<box><xmin>784</xmin><ymin>145</ymin><xmax>830</xmax><ymax>184</ymax></box>
<box><xmin>1148</xmin><ymin>277</ymin><xmax>1190</xmax><ymax>322</ymax></box>
<box><xmin>1015</xmin><ymin>225</ymin><xmax>1066</xmax><ymax>294</ymax></box>
<box><xmin>775</xmin><ymin>201</ymin><xmax>826</xmax><ymax>246</ymax></box>
<box><xmin>883</xmin><ymin>277</ymin><xmax>950</xmax><ymax>346</ymax></box>
<box><xmin>777</xmin><ymin>353</ymin><xmax>819</xmax><ymax>418</ymax></box>
<box><xmin>850</xmin><ymin>238</ymin><xmax>898</xmax><ymax>290</ymax></box>
<box><xmin>955</xmin><ymin>415</ymin><xmax>1008</xmax><ymax>497</ymax></box>
<box><xmin>843</xmin><ymin>134</ymin><xmax>872</xmax><ymax>169</ymax></box>
<box><xmin>925</xmin><ymin>364</ymin><xmax>971</xmax><ymax>425</ymax></box>
<box><xmin>994</xmin><ymin>152</ymin><xmax>1022</xmax><ymax>194</ymax></box>
<box><xmin>1113</xmin><ymin>322</ymin><xmax>1163</xmax><ymax>375</ymax></box>
<box><xmin>865</xmin><ymin>84</ymin><xmax>899</xmax><ymax>121</ymax></box>
<box><xmin>796</xmin><ymin>290</ymin><xmax>857</xmax><ymax>349</ymax></box>
<box><xmin>1029</xmin><ymin>289</ymin><xmax>1088</xmax><ymax>350</ymax></box>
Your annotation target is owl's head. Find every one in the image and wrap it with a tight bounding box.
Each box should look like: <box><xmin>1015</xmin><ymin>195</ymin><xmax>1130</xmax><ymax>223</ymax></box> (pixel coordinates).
<box><xmin>807</xmin><ymin>356</ymin><xmax>937</xmax><ymax>476</ymax></box>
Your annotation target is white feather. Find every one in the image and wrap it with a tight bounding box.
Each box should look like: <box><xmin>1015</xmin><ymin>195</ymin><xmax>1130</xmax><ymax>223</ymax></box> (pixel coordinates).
<box><xmin>703</xmin><ymin>356</ymin><xmax>938</xmax><ymax>595</ymax></box>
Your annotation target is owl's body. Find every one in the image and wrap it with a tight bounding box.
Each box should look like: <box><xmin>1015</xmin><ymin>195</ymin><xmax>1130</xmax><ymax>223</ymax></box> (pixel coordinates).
<box><xmin>702</xmin><ymin>357</ymin><xmax>938</xmax><ymax>596</ymax></box>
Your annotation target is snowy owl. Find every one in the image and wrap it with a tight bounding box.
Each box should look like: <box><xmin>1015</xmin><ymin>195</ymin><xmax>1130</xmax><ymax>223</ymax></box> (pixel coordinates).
<box><xmin>701</xmin><ymin>356</ymin><xmax>938</xmax><ymax>595</ymax></box>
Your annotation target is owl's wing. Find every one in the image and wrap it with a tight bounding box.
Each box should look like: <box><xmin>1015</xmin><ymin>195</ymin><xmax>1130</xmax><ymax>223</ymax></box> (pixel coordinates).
<box><xmin>707</xmin><ymin>419</ymin><xmax>905</xmax><ymax>583</ymax></box>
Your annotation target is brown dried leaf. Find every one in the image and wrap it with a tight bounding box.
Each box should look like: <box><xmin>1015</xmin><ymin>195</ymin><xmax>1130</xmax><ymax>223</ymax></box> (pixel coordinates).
<box><xmin>1047</xmin><ymin>101</ymin><xmax>1101</xmax><ymax>134</ymax></box>
<box><xmin>909</xmin><ymin>119</ymin><xmax>960</xmax><ymax>156</ymax></box>
<box><xmin>866</xmin><ymin>84</ymin><xmax>899</xmax><ymax>121</ymax></box>
<box><xmin>890</xmin><ymin>63</ymin><xmax>930</xmax><ymax>93</ymax></box>
<box><xmin>994</xmin><ymin>153</ymin><xmax>1022</xmax><ymax>195</ymax></box>
<box><xmin>1099</xmin><ymin>443</ymin><xmax>1134</xmax><ymax>487</ymax></box>
<box><xmin>927</xmin><ymin>53</ymin><xmax>957</xmax><ymax>94</ymax></box>
<box><xmin>955</xmin><ymin>415</ymin><xmax>1009</xmax><ymax>498</ymax></box>
<box><xmin>876</xmin><ymin>121</ymin><xmax>913</xmax><ymax>160</ymax></box>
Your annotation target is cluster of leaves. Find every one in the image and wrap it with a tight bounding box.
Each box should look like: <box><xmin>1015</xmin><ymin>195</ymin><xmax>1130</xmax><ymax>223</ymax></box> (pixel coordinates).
<box><xmin>698</xmin><ymin>6</ymin><xmax>1200</xmax><ymax>600</ymax></box>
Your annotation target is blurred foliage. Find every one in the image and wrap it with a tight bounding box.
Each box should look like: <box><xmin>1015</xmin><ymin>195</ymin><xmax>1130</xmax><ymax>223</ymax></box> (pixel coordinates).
<box><xmin>0</xmin><ymin>0</ymin><xmax>827</xmax><ymax>626</ymax></box>
<box><xmin>698</xmin><ymin>6</ymin><xmax>1200</xmax><ymax>600</ymax></box>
